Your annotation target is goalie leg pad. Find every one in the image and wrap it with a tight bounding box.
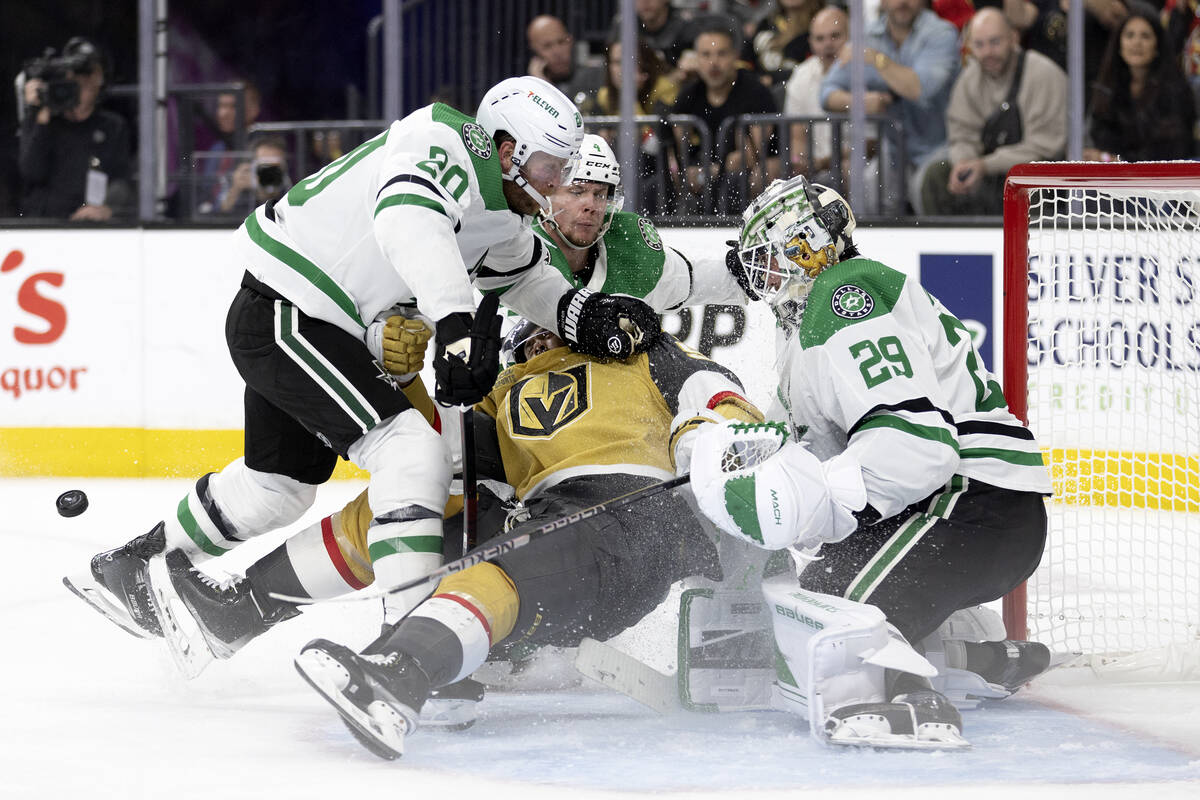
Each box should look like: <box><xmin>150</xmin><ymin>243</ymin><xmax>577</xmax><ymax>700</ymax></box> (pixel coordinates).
<box><xmin>762</xmin><ymin>576</ymin><xmax>945</xmax><ymax>746</ymax></box>
<box><xmin>678</xmin><ymin>586</ymin><xmax>777</xmax><ymax>711</ymax></box>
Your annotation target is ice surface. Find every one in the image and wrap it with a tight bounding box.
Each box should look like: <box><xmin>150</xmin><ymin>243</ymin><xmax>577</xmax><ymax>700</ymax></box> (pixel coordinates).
<box><xmin>3</xmin><ymin>478</ymin><xmax>1199</xmax><ymax>800</ymax></box>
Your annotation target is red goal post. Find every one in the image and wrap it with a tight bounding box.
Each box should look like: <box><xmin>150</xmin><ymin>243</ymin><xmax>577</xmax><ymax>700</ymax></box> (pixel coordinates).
<box><xmin>1001</xmin><ymin>162</ymin><xmax>1200</xmax><ymax>671</ymax></box>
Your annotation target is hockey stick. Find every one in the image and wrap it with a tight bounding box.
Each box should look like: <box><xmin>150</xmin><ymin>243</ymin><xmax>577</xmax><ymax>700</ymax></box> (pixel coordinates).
<box><xmin>460</xmin><ymin>406</ymin><xmax>477</xmax><ymax>555</ymax></box>
<box><xmin>268</xmin><ymin>474</ymin><xmax>690</xmax><ymax>605</ymax></box>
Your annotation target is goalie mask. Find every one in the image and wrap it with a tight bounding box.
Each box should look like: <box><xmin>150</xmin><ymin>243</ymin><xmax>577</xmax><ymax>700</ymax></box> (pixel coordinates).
<box><xmin>737</xmin><ymin>176</ymin><xmax>856</xmax><ymax>328</ymax></box>
<box><xmin>546</xmin><ymin>134</ymin><xmax>625</xmax><ymax>250</ymax></box>
<box><xmin>476</xmin><ymin>76</ymin><xmax>585</xmax><ymax>216</ymax></box>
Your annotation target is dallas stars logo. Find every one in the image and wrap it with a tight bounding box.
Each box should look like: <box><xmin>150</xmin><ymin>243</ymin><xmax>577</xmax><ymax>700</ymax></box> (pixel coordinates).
<box><xmin>637</xmin><ymin>217</ymin><xmax>662</xmax><ymax>251</ymax></box>
<box><xmin>831</xmin><ymin>284</ymin><xmax>874</xmax><ymax>319</ymax></box>
<box><xmin>373</xmin><ymin>359</ymin><xmax>402</xmax><ymax>390</ymax></box>
<box><xmin>463</xmin><ymin>122</ymin><xmax>492</xmax><ymax>159</ymax></box>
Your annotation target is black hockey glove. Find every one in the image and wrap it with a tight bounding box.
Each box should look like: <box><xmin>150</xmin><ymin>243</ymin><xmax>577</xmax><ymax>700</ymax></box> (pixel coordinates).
<box><xmin>725</xmin><ymin>239</ymin><xmax>760</xmax><ymax>301</ymax></box>
<box><xmin>433</xmin><ymin>291</ymin><xmax>502</xmax><ymax>406</ymax></box>
<box><xmin>556</xmin><ymin>288</ymin><xmax>660</xmax><ymax>360</ymax></box>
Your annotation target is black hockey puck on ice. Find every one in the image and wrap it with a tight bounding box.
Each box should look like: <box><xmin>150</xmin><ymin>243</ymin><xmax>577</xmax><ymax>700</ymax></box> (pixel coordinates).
<box><xmin>56</xmin><ymin>490</ymin><xmax>89</xmax><ymax>518</ymax></box>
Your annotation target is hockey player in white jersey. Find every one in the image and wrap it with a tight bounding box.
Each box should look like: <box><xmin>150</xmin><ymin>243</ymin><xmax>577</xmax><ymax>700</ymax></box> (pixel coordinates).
<box><xmin>63</xmin><ymin>76</ymin><xmax>661</xmax><ymax>648</ymax></box>
<box><xmin>535</xmin><ymin>133</ymin><xmax>747</xmax><ymax>309</ymax></box>
<box><xmin>686</xmin><ymin>175</ymin><xmax>1053</xmax><ymax>748</ymax></box>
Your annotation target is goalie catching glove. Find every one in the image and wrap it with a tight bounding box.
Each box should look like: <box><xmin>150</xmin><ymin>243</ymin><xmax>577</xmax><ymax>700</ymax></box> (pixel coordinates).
<box><xmin>688</xmin><ymin>421</ymin><xmax>868</xmax><ymax>550</ymax></box>
<box><xmin>556</xmin><ymin>287</ymin><xmax>659</xmax><ymax>359</ymax></box>
<box><xmin>433</xmin><ymin>291</ymin><xmax>502</xmax><ymax>406</ymax></box>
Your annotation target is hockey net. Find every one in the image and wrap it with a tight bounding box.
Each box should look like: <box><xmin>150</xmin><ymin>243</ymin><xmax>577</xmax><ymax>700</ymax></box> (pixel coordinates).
<box><xmin>1002</xmin><ymin>162</ymin><xmax>1200</xmax><ymax>679</ymax></box>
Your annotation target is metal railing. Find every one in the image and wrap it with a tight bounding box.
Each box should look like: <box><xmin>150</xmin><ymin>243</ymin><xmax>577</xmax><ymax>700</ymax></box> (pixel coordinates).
<box><xmin>365</xmin><ymin>0</ymin><xmax>619</xmax><ymax>116</ymax></box>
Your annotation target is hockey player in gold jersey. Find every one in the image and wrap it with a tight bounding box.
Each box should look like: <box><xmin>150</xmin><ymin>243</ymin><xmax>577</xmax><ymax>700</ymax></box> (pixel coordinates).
<box><xmin>152</xmin><ymin>320</ymin><xmax>763</xmax><ymax>757</ymax></box>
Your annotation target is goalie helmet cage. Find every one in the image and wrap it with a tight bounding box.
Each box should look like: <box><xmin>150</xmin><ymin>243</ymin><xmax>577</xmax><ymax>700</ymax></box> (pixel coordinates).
<box><xmin>1002</xmin><ymin>161</ymin><xmax>1200</xmax><ymax>679</ymax></box>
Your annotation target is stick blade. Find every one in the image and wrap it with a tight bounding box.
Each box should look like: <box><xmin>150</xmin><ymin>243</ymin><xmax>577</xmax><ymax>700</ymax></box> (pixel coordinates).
<box><xmin>574</xmin><ymin>637</ymin><xmax>679</xmax><ymax>714</ymax></box>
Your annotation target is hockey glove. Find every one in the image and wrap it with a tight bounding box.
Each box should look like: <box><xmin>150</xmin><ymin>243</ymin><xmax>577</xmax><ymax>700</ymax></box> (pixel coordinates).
<box><xmin>433</xmin><ymin>292</ymin><xmax>502</xmax><ymax>406</ymax></box>
<box><xmin>725</xmin><ymin>239</ymin><xmax>760</xmax><ymax>301</ymax></box>
<box><xmin>688</xmin><ymin>421</ymin><xmax>866</xmax><ymax>550</ymax></box>
<box><xmin>367</xmin><ymin>313</ymin><xmax>433</xmax><ymax>383</ymax></box>
<box><xmin>556</xmin><ymin>288</ymin><xmax>660</xmax><ymax>359</ymax></box>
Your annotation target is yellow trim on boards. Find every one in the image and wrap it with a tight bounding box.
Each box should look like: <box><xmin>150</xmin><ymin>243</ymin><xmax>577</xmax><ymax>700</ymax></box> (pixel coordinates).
<box><xmin>0</xmin><ymin>428</ymin><xmax>368</xmax><ymax>479</ymax></box>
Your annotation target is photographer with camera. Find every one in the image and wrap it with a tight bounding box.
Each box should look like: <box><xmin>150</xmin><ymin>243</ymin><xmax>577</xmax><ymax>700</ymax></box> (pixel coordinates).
<box><xmin>17</xmin><ymin>37</ymin><xmax>132</xmax><ymax>222</ymax></box>
<box><xmin>214</xmin><ymin>134</ymin><xmax>291</xmax><ymax>216</ymax></box>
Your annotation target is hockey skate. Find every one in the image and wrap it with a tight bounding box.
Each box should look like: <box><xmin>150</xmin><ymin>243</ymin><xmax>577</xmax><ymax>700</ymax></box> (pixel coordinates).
<box><xmin>295</xmin><ymin>638</ymin><xmax>432</xmax><ymax>760</ymax></box>
<box><xmin>63</xmin><ymin>523</ymin><xmax>167</xmax><ymax>639</ymax></box>
<box><xmin>145</xmin><ymin>549</ymin><xmax>300</xmax><ymax>678</ymax></box>
<box><xmin>421</xmin><ymin>677</ymin><xmax>485</xmax><ymax>730</ymax></box>
<box><xmin>986</xmin><ymin>640</ymin><xmax>1052</xmax><ymax>691</ymax></box>
<box><xmin>824</xmin><ymin>689</ymin><xmax>969</xmax><ymax>750</ymax></box>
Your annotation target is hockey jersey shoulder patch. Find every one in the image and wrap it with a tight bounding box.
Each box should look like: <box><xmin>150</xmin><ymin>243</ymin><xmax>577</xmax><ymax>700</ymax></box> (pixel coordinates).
<box><xmin>799</xmin><ymin>258</ymin><xmax>907</xmax><ymax>348</ymax></box>
<box><xmin>599</xmin><ymin>212</ymin><xmax>667</xmax><ymax>297</ymax></box>
<box><xmin>430</xmin><ymin>102</ymin><xmax>506</xmax><ymax>211</ymax></box>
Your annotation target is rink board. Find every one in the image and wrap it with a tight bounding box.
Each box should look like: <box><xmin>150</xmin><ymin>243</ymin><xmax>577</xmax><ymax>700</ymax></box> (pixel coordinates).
<box><xmin>0</xmin><ymin>225</ymin><xmax>1003</xmax><ymax>477</ymax></box>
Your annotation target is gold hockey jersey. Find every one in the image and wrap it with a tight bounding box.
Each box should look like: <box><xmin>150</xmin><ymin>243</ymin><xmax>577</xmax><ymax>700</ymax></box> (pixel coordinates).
<box><xmin>477</xmin><ymin>333</ymin><xmax>761</xmax><ymax>500</ymax></box>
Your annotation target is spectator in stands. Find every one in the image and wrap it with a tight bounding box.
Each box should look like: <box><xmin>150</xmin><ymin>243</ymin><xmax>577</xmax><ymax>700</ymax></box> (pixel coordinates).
<box><xmin>596</xmin><ymin>36</ymin><xmax>682</xmax><ymax>213</ymax></box>
<box><xmin>526</xmin><ymin>15</ymin><xmax>606</xmax><ymax>110</ymax></box>
<box><xmin>199</xmin><ymin>82</ymin><xmax>262</xmax><ymax>212</ymax></box>
<box><xmin>213</xmin><ymin>134</ymin><xmax>291</xmax><ymax>217</ymax></box>
<box><xmin>598</xmin><ymin>36</ymin><xmax>681</xmax><ymax>116</ymax></box>
<box><xmin>921</xmin><ymin>8</ymin><xmax>1067</xmax><ymax>215</ymax></box>
<box><xmin>1085</xmin><ymin>2</ymin><xmax>1197</xmax><ymax>162</ymax></box>
<box><xmin>820</xmin><ymin>0</ymin><xmax>960</xmax><ymax>214</ymax></box>
<box><xmin>744</xmin><ymin>0</ymin><xmax>823</xmax><ymax>86</ymax></box>
<box><xmin>610</xmin><ymin>0</ymin><xmax>698</xmax><ymax>81</ymax></box>
<box><xmin>784</xmin><ymin>5</ymin><xmax>850</xmax><ymax>181</ymax></box>
<box><xmin>17</xmin><ymin>37</ymin><xmax>132</xmax><ymax>221</ymax></box>
<box><xmin>673</xmin><ymin>16</ymin><xmax>779</xmax><ymax>212</ymax></box>
<box><xmin>1004</xmin><ymin>0</ymin><xmax>1127</xmax><ymax>92</ymax></box>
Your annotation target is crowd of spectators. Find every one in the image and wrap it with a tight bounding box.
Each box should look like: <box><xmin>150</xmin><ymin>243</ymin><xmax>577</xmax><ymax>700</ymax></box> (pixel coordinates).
<box><xmin>9</xmin><ymin>0</ymin><xmax>1200</xmax><ymax>223</ymax></box>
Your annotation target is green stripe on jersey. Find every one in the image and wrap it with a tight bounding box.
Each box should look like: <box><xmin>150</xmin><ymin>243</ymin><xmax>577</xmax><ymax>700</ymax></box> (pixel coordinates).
<box><xmin>431</xmin><ymin>103</ymin><xmax>507</xmax><ymax>211</ymax></box>
<box><xmin>856</xmin><ymin>414</ymin><xmax>959</xmax><ymax>452</ymax></box>
<box><xmin>285</xmin><ymin>130</ymin><xmax>388</xmax><ymax>207</ymax></box>
<box><xmin>177</xmin><ymin>496</ymin><xmax>226</xmax><ymax>557</ymax></box>
<box><xmin>277</xmin><ymin>304</ymin><xmax>378</xmax><ymax>431</ymax></box>
<box><xmin>375</xmin><ymin>193</ymin><xmax>447</xmax><ymax>218</ymax></box>
<box><xmin>847</xmin><ymin>514</ymin><xmax>934</xmax><ymax>602</ymax></box>
<box><xmin>245</xmin><ymin>213</ymin><xmax>364</xmax><ymax>329</ymax></box>
<box><xmin>960</xmin><ymin>447</ymin><xmax>1045</xmax><ymax>466</ymax></box>
<box><xmin>368</xmin><ymin>536</ymin><xmax>444</xmax><ymax>561</ymax></box>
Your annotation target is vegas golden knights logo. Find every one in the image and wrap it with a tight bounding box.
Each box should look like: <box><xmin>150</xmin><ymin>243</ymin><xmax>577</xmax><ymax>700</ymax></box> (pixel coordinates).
<box><xmin>509</xmin><ymin>363</ymin><xmax>590</xmax><ymax>437</ymax></box>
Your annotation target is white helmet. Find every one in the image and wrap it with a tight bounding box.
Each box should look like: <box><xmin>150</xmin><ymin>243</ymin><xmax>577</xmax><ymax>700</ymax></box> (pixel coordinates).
<box><xmin>476</xmin><ymin>76</ymin><xmax>585</xmax><ymax>213</ymax></box>
<box><xmin>736</xmin><ymin>175</ymin><xmax>856</xmax><ymax>328</ymax></box>
<box><xmin>550</xmin><ymin>133</ymin><xmax>625</xmax><ymax>249</ymax></box>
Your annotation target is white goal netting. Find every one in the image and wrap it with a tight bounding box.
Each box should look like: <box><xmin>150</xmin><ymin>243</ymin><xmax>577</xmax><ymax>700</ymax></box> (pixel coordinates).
<box><xmin>1018</xmin><ymin>180</ymin><xmax>1200</xmax><ymax>676</ymax></box>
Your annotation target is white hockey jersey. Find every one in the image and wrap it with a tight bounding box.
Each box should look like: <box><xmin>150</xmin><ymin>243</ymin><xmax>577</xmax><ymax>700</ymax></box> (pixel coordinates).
<box><xmin>233</xmin><ymin>103</ymin><xmax>572</xmax><ymax>338</ymax></box>
<box><xmin>533</xmin><ymin>211</ymin><xmax>746</xmax><ymax>310</ymax></box>
<box><xmin>777</xmin><ymin>257</ymin><xmax>1051</xmax><ymax>521</ymax></box>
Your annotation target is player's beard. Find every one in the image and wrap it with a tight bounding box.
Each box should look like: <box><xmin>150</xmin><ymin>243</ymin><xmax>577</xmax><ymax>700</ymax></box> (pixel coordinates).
<box><xmin>502</xmin><ymin>179</ymin><xmax>545</xmax><ymax>217</ymax></box>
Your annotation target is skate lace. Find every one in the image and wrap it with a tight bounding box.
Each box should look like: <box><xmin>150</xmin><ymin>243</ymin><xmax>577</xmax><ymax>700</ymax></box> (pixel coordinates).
<box><xmin>361</xmin><ymin>652</ymin><xmax>404</xmax><ymax>668</ymax></box>
<box><xmin>193</xmin><ymin>569</ymin><xmax>242</xmax><ymax>594</ymax></box>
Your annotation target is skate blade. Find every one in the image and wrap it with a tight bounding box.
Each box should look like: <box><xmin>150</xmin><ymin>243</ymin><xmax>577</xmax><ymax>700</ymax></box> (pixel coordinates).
<box><xmin>294</xmin><ymin>648</ymin><xmax>407</xmax><ymax>760</ymax></box>
<box><xmin>63</xmin><ymin>573</ymin><xmax>156</xmax><ymax>640</ymax></box>
<box><xmin>146</xmin><ymin>555</ymin><xmax>215</xmax><ymax>679</ymax></box>
<box><xmin>827</xmin><ymin>723</ymin><xmax>971</xmax><ymax>751</ymax></box>
<box><xmin>419</xmin><ymin>697</ymin><xmax>477</xmax><ymax>731</ymax></box>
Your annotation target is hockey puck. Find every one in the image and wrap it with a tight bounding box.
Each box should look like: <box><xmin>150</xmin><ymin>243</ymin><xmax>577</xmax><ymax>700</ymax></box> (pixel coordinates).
<box><xmin>56</xmin><ymin>489</ymin><xmax>89</xmax><ymax>518</ymax></box>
